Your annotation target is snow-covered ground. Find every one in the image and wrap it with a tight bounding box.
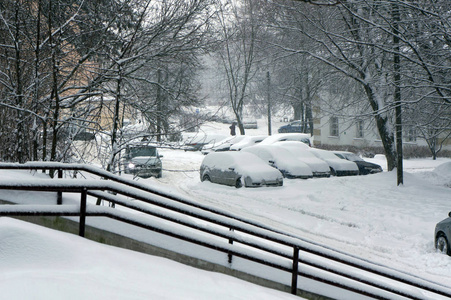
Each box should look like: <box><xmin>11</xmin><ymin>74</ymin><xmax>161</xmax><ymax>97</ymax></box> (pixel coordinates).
<box><xmin>1</xmin><ymin>119</ymin><xmax>451</xmax><ymax>299</ymax></box>
<box><xmin>0</xmin><ymin>218</ymin><xmax>300</xmax><ymax>300</ymax></box>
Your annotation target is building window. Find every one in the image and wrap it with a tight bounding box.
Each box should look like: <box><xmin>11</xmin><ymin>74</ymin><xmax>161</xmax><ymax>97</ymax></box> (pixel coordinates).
<box><xmin>356</xmin><ymin>120</ymin><xmax>364</xmax><ymax>138</ymax></box>
<box><xmin>330</xmin><ymin>117</ymin><xmax>339</xmax><ymax>137</ymax></box>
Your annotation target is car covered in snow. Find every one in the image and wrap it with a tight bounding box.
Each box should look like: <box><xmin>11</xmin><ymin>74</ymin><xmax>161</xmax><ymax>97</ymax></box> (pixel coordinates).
<box><xmin>229</xmin><ymin>135</ymin><xmax>267</xmax><ymax>151</ymax></box>
<box><xmin>274</xmin><ymin>141</ymin><xmax>330</xmax><ymax>177</ymax></box>
<box><xmin>242</xmin><ymin>144</ymin><xmax>312</xmax><ymax>179</ymax></box>
<box><xmin>334</xmin><ymin>151</ymin><xmax>383</xmax><ymax>175</ymax></box>
<box><xmin>309</xmin><ymin>148</ymin><xmax>359</xmax><ymax>176</ymax></box>
<box><xmin>259</xmin><ymin>133</ymin><xmax>312</xmax><ymax>147</ymax></box>
<box><xmin>435</xmin><ymin>211</ymin><xmax>451</xmax><ymax>256</ymax></box>
<box><xmin>201</xmin><ymin>135</ymin><xmax>246</xmax><ymax>155</ymax></box>
<box><xmin>200</xmin><ymin>152</ymin><xmax>283</xmax><ymax>188</ymax></box>
<box><xmin>182</xmin><ymin>134</ymin><xmax>228</xmax><ymax>151</ymax></box>
<box><xmin>123</xmin><ymin>144</ymin><xmax>163</xmax><ymax>178</ymax></box>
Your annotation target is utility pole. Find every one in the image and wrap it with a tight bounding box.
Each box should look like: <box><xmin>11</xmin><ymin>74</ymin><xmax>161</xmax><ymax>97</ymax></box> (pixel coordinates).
<box><xmin>267</xmin><ymin>71</ymin><xmax>272</xmax><ymax>135</ymax></box>
<box><xmin>392</xmin><ymin>2</ymin><xmax>403</xmax><ymax>185</ymax></box>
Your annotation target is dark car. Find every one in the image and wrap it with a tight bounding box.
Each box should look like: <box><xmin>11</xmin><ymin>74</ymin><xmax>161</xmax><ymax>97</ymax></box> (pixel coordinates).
<box><xmin>334</xmin><ymin>151</ymin><xmax>383</xmax><ymax>175</ymax></box>
<box><xmin>73</xmin><ymin>131</ymin><xmax>96</xmax><ymax>141</ymax></box>
<box><xmin>435</xmin><ymin>212</ymin><xmax>451</xmax><ymax>256</ymax></box>
<box><xmin>123</xmin><ymin>144</ymin><xmax>162</xmax><ymax>178</ymax></box>
<box><xmin>278</xmin><ymin>120</ymin><xmax>308</xmax><ymax>133</ymax></box>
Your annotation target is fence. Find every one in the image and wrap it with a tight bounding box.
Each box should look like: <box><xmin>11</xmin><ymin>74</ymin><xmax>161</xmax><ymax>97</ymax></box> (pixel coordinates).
<box><xmin>0</xmin><ymin>162</ymin><xmax>450</xmax><ymax>300</ymax></box>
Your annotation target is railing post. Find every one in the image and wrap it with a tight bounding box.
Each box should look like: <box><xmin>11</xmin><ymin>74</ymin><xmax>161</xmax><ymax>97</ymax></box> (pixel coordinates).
<box><xmin>57</xmin><ymin>169</ymin><xmax>63</xmax><ymax>205</ymax></box>
<box><xmin>228</xmin><ymin>227</ymin><xmax>234</xmax><ymax>264</ymax></box>
<box><xmin>79</xmin><ymin>188</ymin><xmax>87</xmax><ymax>237</ymax></box>
<box><xmin>291</xmin><ymin>246</ymin><xmax>299</xmax><ymax>295</ymax></box>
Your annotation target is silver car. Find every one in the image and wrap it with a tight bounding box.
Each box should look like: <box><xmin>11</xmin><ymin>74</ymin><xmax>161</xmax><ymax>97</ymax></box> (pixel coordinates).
<box><xmin>435</xmin><ymin>212</ymin><xmax>451</xmax><ymax>255</ymax></box>
<box><xmin>124</xmin><ymin>145</ymin><xmax>163</xmax><ymax>178</ymax></box>
<box><xmin>200</xmin><ymin>152</ymin><xmax>283</xmax><ymax>188</ymax></box>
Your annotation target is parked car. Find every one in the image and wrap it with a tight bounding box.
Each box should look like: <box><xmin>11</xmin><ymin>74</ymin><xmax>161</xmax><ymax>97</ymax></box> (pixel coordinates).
<box><xmin>334</xmin><ymin>151</ymin><xmax>383</xmax><ymax>175</ymax></box>
<box><xmin>435</xmin><ymin>212</ymin><xmax>451</xmax><ymax>256</ymax></box>
<box><xmin>73</xmin><ymin>130</ymin><xmax>96</xmax><ymax>141</ymax></box>
<box><xmin>201</xmin><ymin>135</ymin><xmax>246</xmax><ymax>155</ymax></box>
<box><xmin>259</xmin><ymin>133</ymin><xmax>312</xmax><ymax>147</ymax></box>
<box><xmin>200</xmin><ymin>152</ymin><xmax>283</xmax><ymax>188</ymax></box>
<box><xmin>309</xmin><ymin>148</ymin><xmax>359</xmax><ymax>176</ymax></box>
<box><xmin>278</xmin><ymin>120</ymin><xmax>309</xmax><ymax>133</ymax></box>
<box><xmin>182</xmin><ymin>134</ymin><xmax>227</xmax><ymax>151</ymax></box>
<box><xmin>123</xmin><ymin>144</ymin><xmax>163</xmax><ymax>178</ymax></box>
<box><xmin>229</xmin><ymin>135</ymin><xmax>267</xmax><ymax>151</ymax></box>
<box><xmin>275</xmin><ymin>141</ymin><xmax>330</xmax><ymax>177</ymax></box>
<box><xmin>242</xmin><ymin>144</ymin><xmax>313</xmax><ymax>179</ymax></box>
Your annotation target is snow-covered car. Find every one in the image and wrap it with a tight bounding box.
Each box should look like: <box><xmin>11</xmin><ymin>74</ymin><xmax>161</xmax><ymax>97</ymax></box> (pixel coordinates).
<box><xmin>275</xmin><ymin>141</ymin><xmax>330</xmax><ymax>177</ymax></box>
<box><xmin>183</xmin><ymin>134</ymin><xmax>227</xmax><ymax>151</ymax></box>
<box><xmin>123</xmin><ymin>144</ymin><xmax>163</xmax><ymax>178</ymax></box>
<box><xmin>278</xmin><ymin>120</ymin><xmax>308</xmax><ymax>133</ymax></box>
<box><xmin>201</xmin><ymin>135</ymin><xmax>246</xmax><ymax>155</ymax></box>
<box><xmin>259</xmin><ymin>133</ymin><xmax>311</xmax><ymax>147</ymax></box>
<box><xmin>200</xmin><ymin>152</ymin><xmax>283</xmax><ymax>188</ymax></box>
<box><xmin>242</xmin><ymin>144</ymin><xmax>312</xmax><ymax>179</ymax></box>
<box><xmin>334</xmin><ymin>151</ymin><xmax>383</xmax><ymax>175</ymax></box>
<box><xmin>309</xmin><ymin>148</ymin><xmax>359</xmax><ymax>176</ymax></box>
<box><xmin>229</xmin><ymin>135</ymin><xmax>267</xmax><ymax>151</ymax></box>
<box><xmin>435</xmin><ymin>211</ymin><xmax>451</xmax><ymax>256</ymax></box>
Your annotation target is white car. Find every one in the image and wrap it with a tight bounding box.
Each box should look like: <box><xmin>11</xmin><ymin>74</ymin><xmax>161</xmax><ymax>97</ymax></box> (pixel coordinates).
<box><xmin>274</xmin><ymin>141</ymin><xmax>330</xmax><ymax>177</ymax></box>
<box><xmin>200</xmin><ymin>152</ymin><xmax>283</xmax><ymax>188</ymax></box>
<box><xmin>229</xmin><ymin>135</ymin><xmax>267</xmax><ymax>151</ymax></box>
<box><xmin>201</xmin><ymin>135</ymin><xmax>246</xmax><ymax>155</ymax></box>
<box><xmin>242</xmin><ymin>144</ymin><xmax>313</xmax><ymax>179</ymax></box>
<box><xmin>309</xmin><ymin>148</ymin><xmax>359</xmax><ymax>176</ymax></box>
<box><xmin>259</xmin><ymin>133</ymin><xmax>312</xmax><ymax>147</ymax></box>
<box><xmin>183</xmin><ymin>134</ymin><xmax>227</xmax><ymax>151</ymax></box>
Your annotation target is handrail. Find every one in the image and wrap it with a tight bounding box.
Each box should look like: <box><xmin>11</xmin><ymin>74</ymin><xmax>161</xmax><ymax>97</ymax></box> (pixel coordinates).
<box><xmin>0</xmin><ymin>162</ymin><xmax>450</xmax><ymax>300</ymax></box>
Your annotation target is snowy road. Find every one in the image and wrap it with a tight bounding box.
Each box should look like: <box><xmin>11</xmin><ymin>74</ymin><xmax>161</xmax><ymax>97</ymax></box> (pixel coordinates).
<box><xmin>152</xmin><ymin>148</ymin><xmax>451</xmax><ymax>288</ymax></box>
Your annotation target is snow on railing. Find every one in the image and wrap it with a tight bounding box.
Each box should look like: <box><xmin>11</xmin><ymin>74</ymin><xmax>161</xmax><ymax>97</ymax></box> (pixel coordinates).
<box><xmin>0</xmin><ymin>162</ymin><xmax>450</xmax><ymax>299</ymax></box>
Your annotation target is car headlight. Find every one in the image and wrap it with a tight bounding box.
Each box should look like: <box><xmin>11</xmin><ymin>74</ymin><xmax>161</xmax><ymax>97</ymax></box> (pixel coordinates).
<box><xmin>128</xmin><ymin>162</ymin><xmax>136</xmax><ymax>169</ymax></box>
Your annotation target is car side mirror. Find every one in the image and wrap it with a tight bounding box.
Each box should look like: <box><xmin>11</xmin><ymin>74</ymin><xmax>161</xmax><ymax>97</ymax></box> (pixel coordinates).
<box><xmin>449</xmin><ymin>211</ymin><xmax>451</xmax><ymax>218</ymax></box>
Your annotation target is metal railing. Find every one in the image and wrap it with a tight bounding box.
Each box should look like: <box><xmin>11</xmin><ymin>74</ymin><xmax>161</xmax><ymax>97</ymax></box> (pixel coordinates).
<box><xmin>0</xmin><ymin>162</ymin><xmax>450</xmax><ymax>300</ymax></box>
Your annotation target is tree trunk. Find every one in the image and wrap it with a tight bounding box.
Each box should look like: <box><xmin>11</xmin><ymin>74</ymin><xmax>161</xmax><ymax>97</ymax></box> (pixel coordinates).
<box><xmin>14</xmin><ymin>4</ymin><xmax>25</xmax><ymax>163</ymax></box>
<box><xmin>363</xmin><ymin>84</ymin><xmax>397</xmax><ymax>171</ymax></box>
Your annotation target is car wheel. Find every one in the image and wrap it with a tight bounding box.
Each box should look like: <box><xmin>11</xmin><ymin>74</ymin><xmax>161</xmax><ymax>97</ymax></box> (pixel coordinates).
<box><xmin>235</xmin><ymin>178</ymin><xmax>243</xmax><ymax>188</ymax></box>
<box><xmin>156</xmin><ymin>171</ymin><xmax>162</xmax><ymax>178</ymax></box>
<box><xmin>436</xmin><ymin>233</ymin><xmax>450</xmax><ymax>255</ymax></box>
<box><xmin>202</xmin><ymin>174</ymin><xmax>211</xmax><ymax>182</ymax></box>
<box><xmin>330</xmin><ymin>168</ymin><xmax>336</xmax><ymax>176</ymax></box>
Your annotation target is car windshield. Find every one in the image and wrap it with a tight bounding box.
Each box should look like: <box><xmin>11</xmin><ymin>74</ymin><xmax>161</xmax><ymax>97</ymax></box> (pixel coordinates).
<box><xmin>343</xmin><ymin>153</ymin><xmax>364</xmax><ymax>161</ymax></box>
<box><xmin>129</xmin><ymin>147</ymin><xmax>157</xmax><ymax>157</ymax></box>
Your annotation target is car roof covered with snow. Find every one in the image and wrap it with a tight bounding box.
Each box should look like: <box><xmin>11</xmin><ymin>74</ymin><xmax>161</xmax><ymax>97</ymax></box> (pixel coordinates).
<box><xmin>242</xmin><ymin>144</ymin><xmax>312</xmax><ymax>178</ymax></box>
<box><xmin>259</xmin><ymin>133</ymin><xmax>311</xmax><ymax>146</ymax></box>
<box><xmin>229</xmin><ymin>135</ymin><xmax>267</xmax><ymax>151</ymax></box>
<box><xmin>309</xmin><ymin>148</ymin><xmax>359</xmax><ymax>172</ymax></box>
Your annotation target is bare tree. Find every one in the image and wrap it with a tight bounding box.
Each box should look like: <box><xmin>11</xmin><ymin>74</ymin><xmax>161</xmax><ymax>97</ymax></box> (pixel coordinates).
<box><xmin>213</xmin><ymin>0</ymin><xmax>263</xmax><ymax>135</ymax></box>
